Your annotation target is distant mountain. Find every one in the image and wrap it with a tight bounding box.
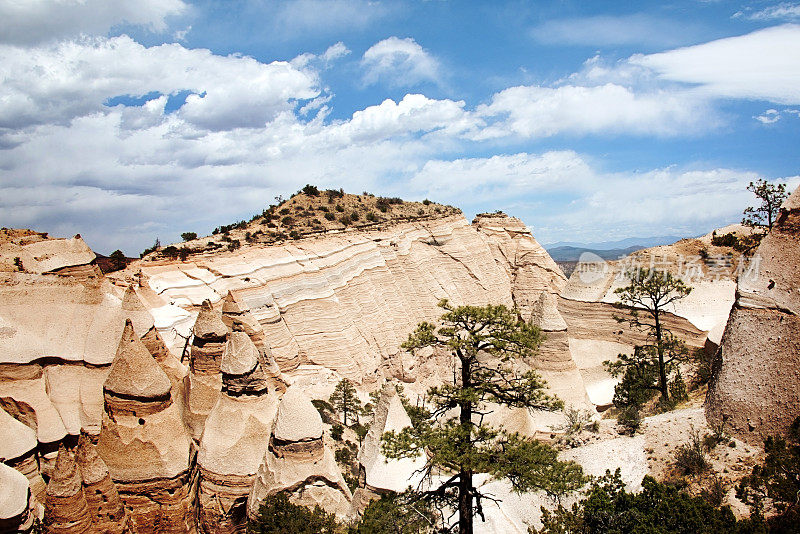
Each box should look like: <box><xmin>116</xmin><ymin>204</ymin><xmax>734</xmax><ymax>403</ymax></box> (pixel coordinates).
<box><xmin>546</xmin><ymin>245</ymin><xmax>645</xmax><ymax>262</ymax></box>
<box><xmin>544</xmin><ymin>235</ymin><xmax>684</xmax><ymax>251</ymax></box>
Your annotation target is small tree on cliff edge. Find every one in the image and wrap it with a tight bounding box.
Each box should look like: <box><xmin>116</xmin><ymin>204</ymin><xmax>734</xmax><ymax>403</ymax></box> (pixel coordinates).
<box><xmin>743</xmin><ymin>178</ymin><xmax>788</xmax><ymax>230</ymax></box>
<box><xmin>329</xmin><ymin>378</ymin><xmax>362</xmax><ymax>426</ymax></box>
<box><xmin>382</xmin><ymin>300</ymin><xmax>585</xmax><ymax>534</ymax></box>
<box><xmin>607</xmin><ymin>268</ymin><xmax>692</xmax><ymax>407</ymax></box>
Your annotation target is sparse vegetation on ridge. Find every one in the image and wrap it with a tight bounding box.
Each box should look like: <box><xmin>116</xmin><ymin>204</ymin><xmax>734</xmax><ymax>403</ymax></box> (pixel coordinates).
<box><xmin>139</xmin><ymin>186</ymin><xmax>461</xmax><ymax>261</ymax></box>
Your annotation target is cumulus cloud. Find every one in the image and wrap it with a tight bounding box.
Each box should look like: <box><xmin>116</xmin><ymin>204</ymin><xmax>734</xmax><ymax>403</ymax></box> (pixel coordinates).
<box><xmin>630</xmin><ymin>24</ymin><xmax>800</xmax><ymax>104</ymax></box>
<box><xmin>361</xmin><ymin>37</ymin><xmax>440</xmax><ymax>87</ymax></box>
<box><xmin>0</xmin><ymin>36</ymin><xmax>319</xmax><ymax>132</ymax></box>
<box><xmin>734</xmin><ymin>3</ymin><xmax>800</xmax><ymax>21</ymax></box>
<box><xmin>0</xmin><ymin>0</ymin><xmax>187</xmax><ymax>45</ymax></box>
<box><xmin>754</xmin><ymin>108</ymin><xmax>800</xmax><ymax>123</ymax></box>
<box><xmin>472</xmin><ymin>83</ymin><xmax>714</xmax><ymax>139</ymax></box>
<box><xmin>405</xmin><ymin>152</ymin><xmax>797</xmax><ymax>244</ymax></box>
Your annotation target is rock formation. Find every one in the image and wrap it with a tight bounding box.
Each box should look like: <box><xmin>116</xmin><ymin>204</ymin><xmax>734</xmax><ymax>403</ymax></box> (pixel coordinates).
<box><xmin>707</xmin><ymin>186</ymin><xmax>800</xmax><ymax>442</ymax></box>
<box><xmin>530</xmin><ymin>292</ymin><xmax>571</xmax><ymax>370</ymax></box>
<box><xmin>0</xmin><ymin>461</ymin><xmax>36</xmax><ymax>533</ymax></box>
<box><xmin>74</xmin><ymin>433</ymin><xmax>131</xmax><ymax>533</ymax></box>
<box><xmin>96</xmin><ymin>321</ymin><xmax>193</xmax><ymax>533</ymax></box>
<box><xmin>248</xmin><ymin>388</ymin><xmax>351</xmax><ymax>520</ymax></box>
<box><xmin>196</xmin><ymin>332</ymin><xmax>280</xmax><ymax>533</ymax></box>
<box><xmin>43</xmin><ymin>445</ymin><xmax>93</xmax><ymax>534</ymax></box>
<box><xmin>352</xmin><ymin>383</ymin><xmax>424</xmax><ymax>513</ymax></box>
<box><xmin>0</xmin><ymin>407</ymin><xmax>45</xmax><ymax>503</ymax></box>
<box><xmin>221</xmin><ymin>292</ymin><xmax>286</xmax><ymax>393</ymax></box>
<box><xmin>185</xmin><ymin>300</ymin><xmax>228</xmax><ymax>442</ymax></box>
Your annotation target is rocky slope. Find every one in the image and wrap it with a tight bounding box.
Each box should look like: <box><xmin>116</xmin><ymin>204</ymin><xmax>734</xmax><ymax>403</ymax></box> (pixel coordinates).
<box><xmin>0</xmin><ymin>192</ymin><xmax>756</xmax><ymax>532</ymax></box>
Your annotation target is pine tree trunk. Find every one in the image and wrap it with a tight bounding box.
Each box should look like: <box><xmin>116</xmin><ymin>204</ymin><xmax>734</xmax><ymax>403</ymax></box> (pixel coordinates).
<box><xmin>458</xmin><ymin>352</ymin><xmax>473</xmax><ymax>534</ymax></box>
<box><xmin>654</xmin><ymin>311</ymin><xmax>669</xmax><ymax>403</ymax></box>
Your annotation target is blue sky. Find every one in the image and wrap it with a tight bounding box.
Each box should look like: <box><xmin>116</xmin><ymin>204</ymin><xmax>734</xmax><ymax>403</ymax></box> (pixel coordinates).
<box><xmin>1</xmin><ymin>0</ymin><xmax>799</xmax><ymax>254</ymax></box>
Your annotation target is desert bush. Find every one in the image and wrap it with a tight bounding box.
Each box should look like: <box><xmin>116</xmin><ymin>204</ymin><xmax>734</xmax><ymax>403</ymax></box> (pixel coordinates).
<box><xmin>366</xmin><ymin>211</ymin><xmax>377</xmax><ymax>222</ymax></box>
<box><xmin>281</xmin><ymin>215</ymin><xmax>293</xmax><ymax>225</ymax></box>
<box><xmin>350</xmin><ymin>210</ymin><xmax>360</xmax><ymax>221</ymax></box>
<box><xmin>302</xmin><ymin>184</ymin><xmax>320</xmax><ymax>196</ymax></box>
<box><xmin>675</xmin><ymin>428</ymin><xmax>711</xmax><ymax>476</ymax></box>
<box><xmin>617</xmin><ymin>406</ymin><xmax>641</xmax><ymax>435</ymax></box>
<box><xmin>249</xmin><ymin>492</ymin><xmax>339</xmax><ymax>534</ymax></box>
<box><xmin>335</xmin><ymin>204</ymin><xmax>344</xmax><ymax>212</ymax></box>
<box><xmin>422</xmin><ymin>198</ymin><xmax>431</xmax><ymax>205</ymax></box>
<box><xmin>180</xmin><ymin>232</ymin><xmax>197</xmax><ymax>242</ymax></box>
<box><xmin>330</xmin><ymin>423</ymin><xmax>344</xmax><ymax>441</ymax></box>
<box><xmin>324</xmin><ymin>212</ymin><xmax>335</xmax><ymax>221</ymax></box>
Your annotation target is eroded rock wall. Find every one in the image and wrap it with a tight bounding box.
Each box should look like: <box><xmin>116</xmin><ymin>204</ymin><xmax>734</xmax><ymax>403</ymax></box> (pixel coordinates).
<box><xmin>707</xmin><ymin>186</ymin><xmax>800</xmax><ymax>442</ymax></box>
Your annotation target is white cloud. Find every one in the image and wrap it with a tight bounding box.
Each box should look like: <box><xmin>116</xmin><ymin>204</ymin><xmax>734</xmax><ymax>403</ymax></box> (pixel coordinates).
<box><xmin>630</xmin><ymin>24</ymin><xmax>800</xmax><ymax>104</ymax></box>
<box><xmin>361</xmin><ymin>37</ymin><xmax>440</xmax><ymax>87</ymax></box>
<box><xmin>734</xmin><ymin>3</ymin><xmax>800</xmax><ymax>21</ymax></box>
<box><xmin>753</xmin><ymin>107</ymin><xmax>800</xmax><ymax>123</ymax></box>
<box><xmin>0</xmin><ymin>36</ymin><xmax>319</xmax><ymax>132</ymax></box>
<box><xmin>472</xmin><ymin>83</ymin><xmax>714</xmax><ymax>139</ymax></box>
<box><xmin>322</xmin><ymin>42</ymin><xmax>351</xmax><ymax>63</ymax></box>
<box><xmin>0</xmin><ymin>0</ymin><xmax>187</xmax><ymax>45</ymax></box>
<box><xmin>531</xmin><ymin>14</ymin><xmax>705</xmax><ymax>48</ymax></box>
<box><xmin>405</xmin><ymin>152</ymin><xmax>797</xmax><ymax>244</ymax></box>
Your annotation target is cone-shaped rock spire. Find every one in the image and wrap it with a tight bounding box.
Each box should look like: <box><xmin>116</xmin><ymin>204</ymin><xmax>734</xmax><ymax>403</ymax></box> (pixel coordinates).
<box><xmin>104</xmin><ymin>320</ymin><xmax>170</xmax><ymax>401</ymax></box>
<box><xmin>44</xmin><ymin>445</ymin><xmax>93</xmax><ymax>534</ymax></box>
<box><xmin>75</xmin><ymin>434</ymin><xmax>129</xmax><ymax>532</ymax></box>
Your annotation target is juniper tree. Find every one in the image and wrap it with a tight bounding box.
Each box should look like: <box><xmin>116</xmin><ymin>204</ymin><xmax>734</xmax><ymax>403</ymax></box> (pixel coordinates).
<box><xmin>329</xmin><ymin>378</ymin><xmax>362</xmax><ymax>426</ymax></box>
<box><xmin>607</xmin><ymin>268</ymin><xmax>692</xmax><ymax>406</ymax></box>
<box><xmin>742</xmin><ymin>178</ymin><xmax>788</xmax><ymax>230</ymax></box>
<box><xmin>382</xmin><ymin>300</ymin><xmax>585</xmax><ymax>534</ymax></box>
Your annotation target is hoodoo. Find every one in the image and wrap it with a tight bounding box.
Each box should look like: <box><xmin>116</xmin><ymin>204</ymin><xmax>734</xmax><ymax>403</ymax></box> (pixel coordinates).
<box><xmin>247</xmin><ymin>388</ymin><xmax>352</xmax><ymax>520</ymax></box>
<box><xmin>74</xmin><ymin>434</ymin><xmax>131</xmax><ymax>533</ymax></box>
<box><xmin>196</xmin><ymin>331</ymin><xmax>280</xmax><ymax>533</ymax></box>
<box><xmin>352</xmin><ymin>383</ymin><xmax>424</xmax><ymax>513</ymax></box>
<box><xmin>43</xmin><ymin>446</ymin><xmax>93</xmax><ymax>534</ymax></box>
<box><xmin>185</xmin><ymin>300</ymin><xmax>228</xmax><ymax>442</ymax></box>
<box><xmin>96</xmin><ymin>321</ymin><xmax>192</xmax><ymax>533</ymax></box>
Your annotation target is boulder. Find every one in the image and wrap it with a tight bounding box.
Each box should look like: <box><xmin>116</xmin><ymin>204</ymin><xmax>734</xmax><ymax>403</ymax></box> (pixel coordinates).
<box><xmin>0</xmin><ymin>462</ymin><xmax>35</xmax><ymax>533</ymax></box>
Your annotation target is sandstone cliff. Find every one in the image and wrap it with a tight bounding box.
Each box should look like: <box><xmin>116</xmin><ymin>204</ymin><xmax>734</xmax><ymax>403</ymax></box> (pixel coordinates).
<box><xmin>707</xmin><ymin>186</ymin><xmax>800</xmax><ymax>442</ymax></box>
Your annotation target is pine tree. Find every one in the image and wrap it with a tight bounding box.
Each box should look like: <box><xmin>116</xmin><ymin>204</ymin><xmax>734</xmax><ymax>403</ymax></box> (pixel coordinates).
<box><xmin>742</xmin><ymin>178</ymin><xmax>788</xmax><ymax>230</ymax></box>
<box><xmin>382</xmin><ymin>300</ymin><xmax>585</xmax><ymax>534</ymax></box>
<box><xmin>608</xmin><ymin>268</ymin><xmax>692</xmax><ymax>406</ymax></box>
<box><xmin>329</xmin><ymin>378</ymin><xmax>362</xmax><ymax>426</ymax></box>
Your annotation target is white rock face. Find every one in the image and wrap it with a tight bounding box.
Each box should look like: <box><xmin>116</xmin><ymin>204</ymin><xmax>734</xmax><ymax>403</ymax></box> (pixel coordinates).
<box><xmin>0</xmin><ymin>461</ymin><xmax>35</xmax><ymax>532</ymax></box>
<box><xmin>248</xmin><ymin>387</ymin><xmax>351</xmax><ymax>519</ymax></box>
<box><xmin>142</xmin><ymin>216</ymin><xmax>514</xmax><ymax>383</ymax></box>
<box><xmin>358</xmin><ymin>384</ymin><xmax>425</xmax><ymax>494</ymax></box>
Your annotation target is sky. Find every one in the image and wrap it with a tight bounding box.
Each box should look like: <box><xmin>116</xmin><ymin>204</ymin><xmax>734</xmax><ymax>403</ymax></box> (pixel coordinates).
<box><xmin>1</xmin><ymin>1</ymin><xmax>799</xmax><ymax>254</ymax></box>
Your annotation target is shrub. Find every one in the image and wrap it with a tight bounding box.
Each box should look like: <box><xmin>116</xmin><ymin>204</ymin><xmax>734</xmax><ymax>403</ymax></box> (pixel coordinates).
<box><xmin>330</xmin><ymin>424</ymin><xmax>344</xmax><ymax>441</ymax></box>
<box><xmin>180</xmin><ymin>232</ymin><xmax>197</xmax><ymax>242</ymax></box>
<box><xmin>422</xmin><ymin>198</ymin><xmax>431</xmax><ymax>205</ymax></box>
<box><xmin>324</xmin><ymin>212</ymin><xmax>335</xmax><ymax>221</ymax></box>
<box><xmin>417</xmin><ymin>208</ymin><xmax>424</xmax><ymax>216</ymax></box>
<box><xmin>179</xmin><ymin>248</ymin><xmax>190</xmax><ymax>262</ymax></box>
<box><xmin>335</xmin><ymin>204</ymin><xmax>344</xmax><ymax>212</ymax></box>
<box><xmin>711</xmin><ymin>232</ymin><xmax>738</xmax><ymax>248</ymax></box>
<box><xmin>617</xmin><ymin>406</ymin><xmax>641</xmax><ymax>435</ymax></box>
<box><xmin>281</xmin><ymin>215</ymin><xmax>293</xmax><ymax>225</ymax></box>
<box><xmin>13</xmin><ymin>256</ymin><xmax>23</xmax><ymax>270</ymax></box>
<box><xmin>302</xmin><ymin>184</ymin><xmax>320</xmax><ymax>196</ymax></box>
<box><xmin>227</xmin><ymin>240</ymin><xmax>241</xmax><ymax>251</ymax></box>
<box><xmin>249</xmin><ymin>493</ymin><xmax>338</xmax><ymax>534</ymax></box>
<box><xmin>289</xmin><ymin>230</ymin><xmax>300</xmax><ymax>240</ymax></box>
<box><xmin>334</xmin><ymin>447</ymin><xmax>352</xmax><ymax>465</ymax></box>
<box><xmin>319</xmin><ymin>205</ymin><xmax>329</xmax><ymax>213</ymax></box>
<box><xmin>350</xmin><ymin>491</ymin><xmax>437</xmax><ymax>534</ymax></box>
<box><xmin>350</xmin><ymin>210</ymin><xmax>360</xmax><ymax>221</ymax></box>
<box><xmin>280</xmin><ymin>208</ymin><xmax>290</xmax><ymax>215</ymax></box>
<box><xmin>140</xmin><ymin>238</ymin><xmax>160</xmax><ymax>258</ymax></box>
<box><xmin>533</xmin><ymin>470</ymin><xmax>746</xmax><ymax>534</ymax></box>
<box><xmin>108</xmin><ymin>250</ymin><xmax>127</xmax><ymax>271</ymax></box>
<box><xmin>366</xmin><ymin>211</ymin><xmax>377</xmax><ymax>222</ymax></box>
<box><xmin>339</xmin><ymin>215</ymin><xmax>351</xmax><ymax>225</ymax></box>
<box><xmin>675</xmin><ymin>428</ymin><xmax>711</xmax><ymax>476</ymax></box>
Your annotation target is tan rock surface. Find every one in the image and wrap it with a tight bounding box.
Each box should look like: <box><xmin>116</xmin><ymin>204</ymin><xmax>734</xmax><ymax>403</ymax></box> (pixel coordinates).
<box><xmin>248</xmin><ymin>388</ymin><xmax>351</xmax><ymax>519</ymax></box>
<box><xmin>74</xmin><ymin>434</ymin><xmax>130</xmax><ymax>533</ymax></box>
<box><xmin>97</xmin><ymin>323</ymin><xmax>192</xmax><ymax>533</ymax></box>
<box><xmin>44</xmin><ymin>446</ymin><xmax>93</xmax><ymax>534</ymax></box>
<box><xmin>707</xmin><ymin>186</ymin><xmax>800</xmax><ymax>441</ymax></box>
<box><xmin>0</xmin><ymin>461</ymin><xmax>35</xmax><ymax>533</ymax></box>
